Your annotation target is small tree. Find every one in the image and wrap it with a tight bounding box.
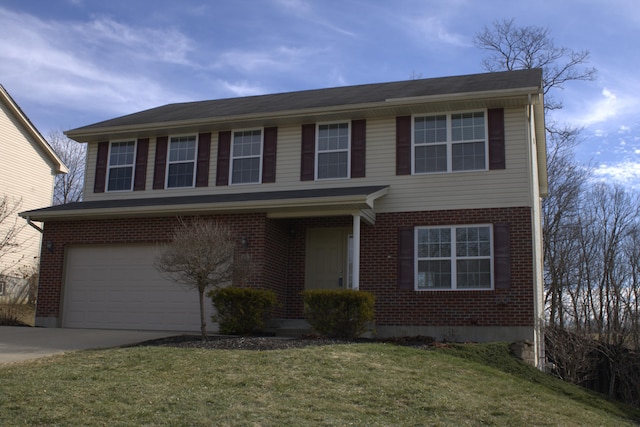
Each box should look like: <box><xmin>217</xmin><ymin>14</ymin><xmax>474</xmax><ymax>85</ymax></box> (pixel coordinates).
<box><xmin>154</xmin><ymin>217</ymin><xmax>251</xmax><ymax>340</ymax></box>
<box><xmin>0</xmin><ymin>195</ymin><xmax>24</xmax><ymax>265</ymax></box>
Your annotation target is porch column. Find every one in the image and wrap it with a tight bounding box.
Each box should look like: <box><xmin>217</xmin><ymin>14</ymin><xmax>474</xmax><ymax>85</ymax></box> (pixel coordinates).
<box><xmin>352</xmin><ymin>214</ymin><xmax>361</xmax><ymax>290</ymax></box>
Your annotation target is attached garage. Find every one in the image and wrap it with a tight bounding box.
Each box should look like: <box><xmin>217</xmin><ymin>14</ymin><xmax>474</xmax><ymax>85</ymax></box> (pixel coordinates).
<box><xmin>62</xmin><ymin>244</ymin><xmax>215</xmax><ymax>331</ymax></box>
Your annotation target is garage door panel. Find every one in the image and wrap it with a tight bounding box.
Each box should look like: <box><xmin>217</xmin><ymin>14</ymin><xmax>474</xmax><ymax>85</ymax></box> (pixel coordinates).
<box><xmin>63</xmin><ymin>245</ymin><xmax>215</xmax><ymax>331</ymax></box>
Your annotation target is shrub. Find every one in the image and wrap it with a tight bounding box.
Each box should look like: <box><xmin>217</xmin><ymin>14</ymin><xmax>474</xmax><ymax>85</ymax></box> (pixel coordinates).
<box><xmin>302</xmin><ymin>289</ymin><xmax>375</xmax><ymax>339</ymax></box>
<box><xmin>209</xmin><ymin>287</ymin><xmax>277</xmax><ymax>335</ymax></box>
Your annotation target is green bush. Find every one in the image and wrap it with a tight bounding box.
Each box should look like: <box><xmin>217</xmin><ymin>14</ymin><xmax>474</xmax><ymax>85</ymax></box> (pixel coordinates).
<box><xmin>209</xmin><ymin>287</ymin><xmax>277</xmax><ymax>335</ymax></box>
<box><xmin>302</xmin><ymin>289</ymin><xmax>375</xmax><ymax>339</ymax></box>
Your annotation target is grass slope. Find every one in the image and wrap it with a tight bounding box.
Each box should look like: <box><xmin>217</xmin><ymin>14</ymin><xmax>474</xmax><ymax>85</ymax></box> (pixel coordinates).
<box><xmin>0</xmin><ymin>342</ymin><xmax>638</xmax><ymax>426</ymax></box>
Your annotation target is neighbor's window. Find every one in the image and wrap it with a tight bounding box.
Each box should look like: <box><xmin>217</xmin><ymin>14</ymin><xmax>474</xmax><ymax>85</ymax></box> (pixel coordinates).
<box><xmin>231</xmin><ymin>129</ymin><xmax>262</xmax><ymax>184</ymax></box>
<box><xmin>107</xmin><ymin>141</ymin><xmax>136</xmax><ymax>191</ymax></box>
<box><xmin>416</xmin><ymin>225</ymin><xmax>492</xmax><ymax>290</ymax></box>
<box><xmin>414</xmin><ymin>112</ymin><xmax>486</xmax><ymax>173</ymax></box>
<box><xmin>316</xmin><ymin>122</ymin><xmax>349</xmax><ymax>179</ymax></box>
<box><xmin>167</xmin><ymin>135</ymin><xmax>197</xmax><ymax>188</ymax></box>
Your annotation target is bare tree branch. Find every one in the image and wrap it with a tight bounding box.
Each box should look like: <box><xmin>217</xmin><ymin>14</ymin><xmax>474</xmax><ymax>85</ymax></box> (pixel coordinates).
<box><xmin>48</xmin><ymin>131</ymin><xmax>86</xmax><ymax>204</ymax></box>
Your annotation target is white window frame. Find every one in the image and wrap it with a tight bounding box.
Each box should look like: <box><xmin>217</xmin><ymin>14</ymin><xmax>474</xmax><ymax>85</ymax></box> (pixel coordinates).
<box><xmin>229</xmin><ymin>128</ymin><xmax>263</xmax><ymax>185</ymax></box>
<box><xmin>165</xmin><ymin>134</ymin><xmax>198</xmax><ymax>189</ymax></box>
<box><xmin>106</xmin><ymin>140</ymin><xmax>137</xmax><ymax>192</ymax></box>
<box><xmin>315</xmin><ymin>121</ymin><xmax>351</xmax><ymax>180</ymax></box>
<box><xmin>412</xmin><ymin>110</ymin><xmax>488</xmax><ymax>175</ymax></box>
<box><xmin>414</xmin><ymin>224</ymin><xmax>494</xmax><ymax>291</ymax></box>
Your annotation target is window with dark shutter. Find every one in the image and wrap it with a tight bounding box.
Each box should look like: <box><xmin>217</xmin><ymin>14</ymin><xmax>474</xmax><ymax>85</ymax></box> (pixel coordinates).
<box><xmin>396</xmin><ymin>116</ymin><xmax>411</xmax><ymax>175</ymax></box>
<box><xmin>195</xmin><ymin>133</ymin><xmax>211</xmax><ymax>187</ymax></box>
<box><xmin>351</xmin><ymin>119</ymin><xmax>366</xmax><ymax>178</ymax></box>
<box><xmin>493</xmin><ymin>223</ymin><xmax>511</xmax><ymax>289</ymax></box>
<box><xmin>300</xmin><ymin>124</ymin><xmax>315</xmax><ymax>181</ymax></box>
<box><xmin>216</xmin><ymin>131</ymin><xmax>231</xmax><ymax>186</ymax></box>
<box><xmin>488</xmin><ymin>108</ymin><xmax>505</xmax><ymax>170</ymax></box>
<box><xmin>133</xmin><ymin>138</ymin><xmax>149</xmax><ymax>191</ymax></box>
<box><xmin>397</xmin><ymin>226</ymin><xmax>415</xmax><ymax>290</ymax></box>
<box><xmin>152</xmin><ymin>136</ymin><xmax>168</xmax><ymax>190</ymax></box>
<box><xmin>94</xmin><ymin>141</ymin><xmax>109</xmax><ymax>193</ymax></box>
<box><xmin>262</xmin><ymin>127</ymin><xmax>278</xmax><ymax>183</ymax></box>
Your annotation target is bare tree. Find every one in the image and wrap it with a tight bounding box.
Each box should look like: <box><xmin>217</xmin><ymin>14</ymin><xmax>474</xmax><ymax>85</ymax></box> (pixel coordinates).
<box><xmin>48</xmin><ymin>131</ymin><xmax>86</xmax><ymax>204</ymax></box>
<box><xmin>475</xmin><ymin>18</ymin><xmax>596</xmax><ymax>112</ymax></box>
<box><xmin>154</xmin><ymin>217</ymin><xmax>251</xmax><ymax>340</ymax></box>
<box><xmin>0</xmin><ymin>195</ymin><xmax>24</xmax><ymax>267</ymax></box>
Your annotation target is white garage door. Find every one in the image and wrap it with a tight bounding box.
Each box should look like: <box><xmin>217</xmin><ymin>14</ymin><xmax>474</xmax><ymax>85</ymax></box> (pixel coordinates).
<box><xmin>62</xmin><ymin>244</ymin><xmax>215</xmax><ymax>331</ymax></box>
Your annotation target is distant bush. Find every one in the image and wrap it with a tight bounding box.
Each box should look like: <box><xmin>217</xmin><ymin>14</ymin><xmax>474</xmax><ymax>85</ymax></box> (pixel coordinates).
<box><xmin>209</xmin><ymin>287</ymin><xmax>277</xmax><ymax>335</ymax></box>
<box><xmin>302</xmin><ymin>289</ymin><xmax>375</xmax><ymax>339</ymax></box>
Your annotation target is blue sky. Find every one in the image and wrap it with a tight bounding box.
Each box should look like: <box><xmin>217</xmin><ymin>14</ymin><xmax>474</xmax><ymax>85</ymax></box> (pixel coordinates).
<box><xmin>1</xmin><ymin>0</ymin><xmax>639</xmax><ymax>185</ymax></box>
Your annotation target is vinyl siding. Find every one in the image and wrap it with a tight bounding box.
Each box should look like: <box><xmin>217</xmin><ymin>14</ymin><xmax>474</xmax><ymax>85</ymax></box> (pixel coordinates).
<box><xmin>81</xmin><ymin>107</ymin><xmax>534</xmax><ymax>211</ymax></box>
<box><xmin>0</xmin><ymin>100</ymin><xmax>56</xmax><ymax>274</ymax></box>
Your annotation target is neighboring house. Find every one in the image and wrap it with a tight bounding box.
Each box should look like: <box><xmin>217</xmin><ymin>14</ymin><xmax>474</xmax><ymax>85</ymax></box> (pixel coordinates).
<box><xmin>20</xmin><ymin>69</ymin><xmax>547</xmax><ymax>365</ymax></box>
<box><xmin>0</xmin><ymin>85</ymin><xmax>67</xmax><ymax>303</ymax></box>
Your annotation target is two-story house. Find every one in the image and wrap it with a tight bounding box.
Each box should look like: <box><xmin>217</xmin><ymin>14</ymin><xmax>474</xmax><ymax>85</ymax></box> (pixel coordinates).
<box><xmin>1</xmin><ymin>85</ymin><xmax>67</xmax><ymax>303</ymax></box>
<box><xmin>20</xmin><ymin>69</ymin><xmax>547</xmax><ymax>365</ymax></box>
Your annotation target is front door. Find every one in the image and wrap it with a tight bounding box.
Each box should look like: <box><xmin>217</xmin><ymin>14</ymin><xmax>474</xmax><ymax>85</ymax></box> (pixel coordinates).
<box><xmin>305</xmin><ymin>227</ymin><xmax>351</xmax><ymax>290</ymax></box>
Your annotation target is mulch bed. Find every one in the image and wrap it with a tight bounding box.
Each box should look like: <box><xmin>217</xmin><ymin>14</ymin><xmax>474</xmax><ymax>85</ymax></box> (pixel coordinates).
<box><xmin>135</xmin><ymin>334</ymin><xmax>439</xmax><ymax>351</ymax></box>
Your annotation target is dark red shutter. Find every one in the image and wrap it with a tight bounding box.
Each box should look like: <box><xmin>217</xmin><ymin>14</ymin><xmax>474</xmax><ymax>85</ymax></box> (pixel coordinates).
<box><xmin>396</xmin><ymin>116</ymin><xmax>412</xmax><ymax>175</ymax></box>
<box><xmin>153</xmin><ymin>136</ymin><xmax>168</xmax><ymax>190</ymax></box>
<box><xmin>397</xmin><ymin>226</ymin><xmax>415</xmax><ymax>290</ymax></box>
<box><xmin>351</xmin><ymin>119</ymin><xmax>366</xmax><ymax>178</ymax></box>
<box><xmin>133</xmin><ymin>138</ymin><xmax>149</xmax><ymax>191</ymax></box>
<box><xmin>300</xmin><ymin>124</ymin><xmax>315</xmax><ymax>181</ymax></box>
<box><xmin>262</xmin><ymin>127</ymin><xmax>278</xmax><ymax>183</ymax></box>
<box><xmin>216</xmin><ymin>131</ymin><xmax>231</xmax><ymax>186</ymax></box>
<box><xmin>488</xmin><ymin>108</ymin><xmax>505</xmax><ymax>170</ymax></box>
<box><xmin>195</xmin><ymin>132</ymin><xmax>211</xmax><ymax>187</ymax></box>
<box><xmin>494</xmin><ymin>223</ymin><xmax>511</xmax><ymax>289</ymax></box>
<box><xmin>94</xmin><ymin>141</ymin><xmax>109</xmax><ymax>193</ymax></box>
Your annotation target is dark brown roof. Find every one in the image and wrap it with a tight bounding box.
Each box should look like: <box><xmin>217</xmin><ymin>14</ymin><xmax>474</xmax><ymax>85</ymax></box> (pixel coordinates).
<box><xmin>68</xmin><ymin>69</ymin><xmax>542</xmax><ymax>133</ymax></box>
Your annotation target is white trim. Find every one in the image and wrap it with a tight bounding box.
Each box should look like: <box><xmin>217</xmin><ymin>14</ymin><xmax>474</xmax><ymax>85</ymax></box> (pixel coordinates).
<box><xmin>106</xmin><ymin>140</ymin><xmax>137</xmax><ymax>192</ymax></box>
<box><xmin>315</xmin><ymin>121</ymin><xmax>351</xmax><ymax>180</ymax></box>
<box><xmin>165</xmin><ymin>134</ymin><xmax>198</xmax><ymax>189</ymax></box>
<box><xmin>229</xmin><ymin>128</ymin><xmax>264</xmax><ymax>185</ymax></box>
<box><xmin>411</xmin><ymin>109</ymin><xmax>489</xmax><ymax>175</ymax></box>
<box><xmin>414</xmin><ymin>224</ymin><xmax>494</xmax><ymax>291</ymax></box>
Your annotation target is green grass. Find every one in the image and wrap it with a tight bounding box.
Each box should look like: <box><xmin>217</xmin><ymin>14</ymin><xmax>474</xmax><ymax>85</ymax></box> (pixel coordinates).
<box><xmin>1</xmin><ymin>342</ymin><xmax>638</xmax><ymax>426</ymax></box>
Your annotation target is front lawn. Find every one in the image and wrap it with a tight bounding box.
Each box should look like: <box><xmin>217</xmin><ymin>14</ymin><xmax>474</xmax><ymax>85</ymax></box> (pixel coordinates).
<box><xmin>0</xmin><ymin>342</ymin><xmax>637</xmax><ymax>426</ymax></box>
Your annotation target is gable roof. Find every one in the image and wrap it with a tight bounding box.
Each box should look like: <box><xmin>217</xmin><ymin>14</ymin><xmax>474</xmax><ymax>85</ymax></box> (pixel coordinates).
<box><xmin>0</xmin><ymin>85</ymin><xmax>68</xmax><ymax>174</ymax></box>
<box><xmin>66</xmin><ymin>69</ymin><xmax>543</xmax><ymax>140</ymax></box>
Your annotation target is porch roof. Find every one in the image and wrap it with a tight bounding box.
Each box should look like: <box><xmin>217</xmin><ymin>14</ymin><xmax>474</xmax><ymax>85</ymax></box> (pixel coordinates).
<box><xmin>20</xmin><ymin>186</ymin><xmax>389</xmax><ymax>224</ymax></box>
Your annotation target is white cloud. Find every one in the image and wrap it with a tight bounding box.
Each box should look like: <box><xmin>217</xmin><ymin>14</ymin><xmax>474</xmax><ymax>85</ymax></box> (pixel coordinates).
<box><xmin>406</xmin><ymin>16</ymin><xmax>469</xmax><ymax>48</ymax></box>
<box><xmin>576</xmin><ymin>88</ymin><xmax>619</xmax><ymax>126</ymax></box>
<box><xmin>217</xmin><ymin>80</ymin><xmax>267</xmax><ymax>97</ymax></box>
<box><xmin>215</xmin><ymin>46</ymin><xmax>308</xmax><ymax>73</ymax></box>
<box><xmin>0</xmin><ymin>7</ymin><xmax>194</xmax><ymax>116</ymax></box>
<box><xmin>593</xmin><ymin>161</ymin><xmax>640</xmax><ymax>188</ymax></box>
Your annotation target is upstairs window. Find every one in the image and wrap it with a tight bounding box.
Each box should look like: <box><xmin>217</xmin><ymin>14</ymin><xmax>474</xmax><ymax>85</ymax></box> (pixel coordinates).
<box><xmin>316</xmin><ymin>122</ymin><xmax>350</xmax><ymax>179</ymax></box>
<box><xmin>107</xmin><ymin>141</ymin><xmax>136</xmax><ymax>191</ymax></box>
<box><xmin>231</xmin><ymin>130</ymin><xmax>262</xmax><ymax>184</ymax></box>
<box><xmin>414</xmin><ymin>112</ymin><xmax>486</xmax><ymax>174</ymax></box>
<box><xmin>167</xmin><ymin>135</ymin><xmax>197</xmax><ymax>188</ymax></box>
<box><xmin>416</xmin><ymin>225</ymin><xmax>493</xmax><ymax>290</ymax></box>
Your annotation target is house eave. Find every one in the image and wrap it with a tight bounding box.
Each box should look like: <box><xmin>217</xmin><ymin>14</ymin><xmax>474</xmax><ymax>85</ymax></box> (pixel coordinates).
<box><xmin>19</xmin><ymin>186</ymin><xmax>389</xmax><ymax>223</ymax></box>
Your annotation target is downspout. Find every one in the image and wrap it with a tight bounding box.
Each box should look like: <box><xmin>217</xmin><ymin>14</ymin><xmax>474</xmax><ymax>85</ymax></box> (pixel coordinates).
<box><xmin>25</xmin><ymin>216</ymin><xmax>44</xmax><ymax>234</ymax></box>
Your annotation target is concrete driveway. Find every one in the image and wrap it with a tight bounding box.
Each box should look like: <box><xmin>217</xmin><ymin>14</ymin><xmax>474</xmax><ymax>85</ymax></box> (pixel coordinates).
<box><xmin>0</xmin><ymin>326</ymin><xmax>181</xmax><ymax>364</ymax></box>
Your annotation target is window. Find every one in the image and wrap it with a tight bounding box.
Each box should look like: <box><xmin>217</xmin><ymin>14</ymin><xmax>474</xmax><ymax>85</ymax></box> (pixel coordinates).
<box><xmin>317</xmin><ymin>122</ymin><xmax>349</xmax><ymax>179</ymax></box>
<box><xmin>107</xmin><ymin>141</ymin><xmax>136</xmax><ymax>191</ymax></box>
<box><xmin>416</xmin><ymin>225</ymin><xmax>493</xmax><ymax>290</ymax></box>
<box><xmin>414</xmin><ymin>112</ymin><xmax>486</xmax><ymax>173</ymax></box>
<box><xmin>231</xmin><ymin>130</ymin><xmax>262</xmax><ymax>184</ymax></box>
<box><xmin>167</xmin><ymin>135</ymin><xmax>197</xmax><ymax>188</ymax></box>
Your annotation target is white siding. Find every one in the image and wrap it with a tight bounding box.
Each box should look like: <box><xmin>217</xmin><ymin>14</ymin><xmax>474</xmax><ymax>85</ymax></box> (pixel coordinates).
<box><xmin>0</xmin><ymin>99</ymin><xmax>56</xmax><ymax>278</ymax></box>
<box><xmin>81</xmin><ymin>107</ymin><xmax>535</xmax><ymax>211</ymax></box>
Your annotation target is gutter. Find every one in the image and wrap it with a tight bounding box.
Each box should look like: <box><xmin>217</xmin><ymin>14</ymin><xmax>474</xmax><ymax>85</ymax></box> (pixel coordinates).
<box><xmin>25</xmin><ymin>216</ymin><xmax>43</xmax><ymax>233</ymax></box>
